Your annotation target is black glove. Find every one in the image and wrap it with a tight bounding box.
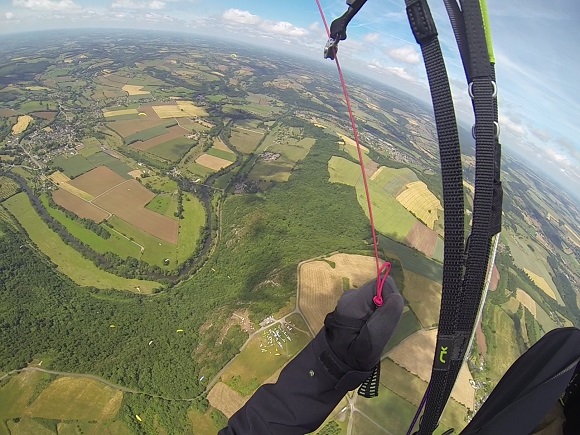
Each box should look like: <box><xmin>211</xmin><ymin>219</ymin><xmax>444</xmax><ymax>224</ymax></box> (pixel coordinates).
<box><xmin>221</xmin><ymin>277</ymin><xmax>403</xmax><ymax>434</ymax></box>
<box><xmin>325</xmin><ymin>277</ymin><xmax>404</xmax><ymax>371</ymax></box>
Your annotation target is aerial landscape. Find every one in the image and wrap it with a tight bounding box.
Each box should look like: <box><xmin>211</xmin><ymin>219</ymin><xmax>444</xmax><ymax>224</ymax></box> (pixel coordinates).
<box><xmin>0</xmin><ymin>10</ymin><xmax>578</xmax><ymax>435</ymax></box>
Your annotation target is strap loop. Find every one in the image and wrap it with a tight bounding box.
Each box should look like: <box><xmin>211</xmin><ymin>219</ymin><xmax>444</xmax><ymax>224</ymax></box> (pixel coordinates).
<box><xmin>406</xmin><ymin>0</ymin><xmax>438</xmax><ymax>44</ymax></box>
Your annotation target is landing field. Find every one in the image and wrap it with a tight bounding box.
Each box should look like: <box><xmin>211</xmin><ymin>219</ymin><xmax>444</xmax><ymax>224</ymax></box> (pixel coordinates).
<box><xmin>299</xmin><ymin>254</ymin><xmax>380</xmax><ymax>334</ymax></box>
<box><xmin>396</xmin><ymin>181</ymin><xmax>443</xmax><ymax>229</ymax></box>
<box><xmin>387</xmin><ymin>329</ymin><xmax>476</xmax><ymax>409</ymax></box>
<box><xmin>3</xmin><ymin>193</ymin><xmax>159</xmax><ymax>292</ymax></box>
<box><xmin>52</xmin><ymin>189</ymin><xmax>109</xmax><ymax>222</ymax></box>
<box><xmin>215</xmin><ymin>317</ymin><xmax>311</xmax><ymax>407</ymax></box>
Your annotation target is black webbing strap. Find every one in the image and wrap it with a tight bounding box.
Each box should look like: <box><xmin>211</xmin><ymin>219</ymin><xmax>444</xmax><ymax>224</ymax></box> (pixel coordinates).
<box><xmin>415</xmin><ymin>0</ymin><xmax>501</xmax><ymax>432</ymax></box>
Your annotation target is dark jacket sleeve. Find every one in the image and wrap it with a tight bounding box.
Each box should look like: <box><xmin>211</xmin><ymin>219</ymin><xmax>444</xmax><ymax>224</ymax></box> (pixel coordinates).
<box><xmin>219</xmin><ymin>330</ymin><xmax>372</xmax><ymax>435</ymax></box>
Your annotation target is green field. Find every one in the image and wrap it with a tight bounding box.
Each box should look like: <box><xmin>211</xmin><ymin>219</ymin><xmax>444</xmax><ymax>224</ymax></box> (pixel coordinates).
<box><xmin>385</xmin><ymin>308</ymin><xmax>422</xmax><ymax>352</ymax></box>
<box><xmin>42</xmin><ymin>195</ymin><xmax>142</xmax><ymax>259</ymax></box>
<box><xmin>177</xmin><ymin>193</ymin><xmax>206</xmax><ymax>264</ymax></box>
<box><xmin>503</xmin><ymin>229</ymin><xmax>562</xmax><ymax>304</ymax></box>
<box><xmin>379</xmin><ymin>236</ymin><xmax>443</xmax><ymax>282</ymax></box>
<box><xmin>18</xmin><ymin>101</ymin><xmax>58</xmax><ymax>113</ymax></box>
<box><xmin>125</xmin><ymin>121</ymin><xmax>177</xmax><ymax>143</ymax></box>
<box><xmin>3</xmin><ymin>193</ymin><xmax>159</xmax><ymax>293</ymax></box>
<box><xmin>145</xmin><ymin>193</ymin><xmax>178</xmax><ymax>217</ymax></box>
<box><xmin>329</xmin><ymin>157</ymin><xmax>418</xmax><ymax>240</ymax></box>
<box><xmin>188</xmin><ymin>408</ymin><xmax>224</xmax><ymax>435</ymax></box>
<box><xmin>52</xmin><ymin>154</ymin><xmax>94</xmax><ymax>178</ymax></box>
<box><xmin>0</xmin><ymin>176</ymin><xmax>20</xmax><ymax>201</ymax></box>
<box><xmin>147</xmin><ymin>138</ymin><xmax>195</xmax><ymax>163</ymax></box>
<box><xmin>380</xmin><ymin>359</ymin><xmax>467</xmax><ymax>432</ymax></box>
<box><xmin>483</xmin><ymin>304</ymin><xmax>522</xmax><ymax>381</ymax></box>
<box><xmin>0</xmin><ymin>371</ymin><xmax>129</xmax><ymax>435</ymax></box>
<box><xmin>356</xmin><ymin>385</ymin><xmax>417</xmax><ymax>435</ymax></box>
<box><xmin>207</xmin><ymin>147</ymin><xmax>237</xmax><ymax>162</ymax></box>
<box><xmin>28</xmin><ymin>377</ymin><xmax>121</xmax><ymax>421</ymax></box>
<box><xmin>142</xmin><ymin>175</ymin><xmax>178</xmax><ymax>193</ymax></box>
<box><xmin>52</xmin><ymin>152</ymin><xmax>133</xmax><ymax>179</ymax></box>
<box><xmin>108</xmin><ymin>216</ymin><xmax>176</xmax><ymax>267</ymax></box>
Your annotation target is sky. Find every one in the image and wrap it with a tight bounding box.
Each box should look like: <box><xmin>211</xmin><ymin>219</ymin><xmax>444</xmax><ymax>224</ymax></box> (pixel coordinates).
<box><xmin>0</xmin><ymin>0</ymin><xmax>579</xmax><ymax>196</ymax></box>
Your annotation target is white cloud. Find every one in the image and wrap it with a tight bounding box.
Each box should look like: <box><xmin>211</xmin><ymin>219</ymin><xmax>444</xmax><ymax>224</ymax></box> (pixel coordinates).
<box><xmin>222</xmin><ymin>9</ymin><xmax>309</xmax><ymax>39</ymax></box>
<box><xmin>363</xmin><ymin>33</ymin><xmax>380</xmax><ymax>43</ymax></box>
<box><xmin>223</xmin><ymin>8</ymin><xmax>260</xmax><ymax>25</ymax></box>
<box><xmin>385</xmin><ymin>66</ymin><xmax>416</xmax><ymax>82</ymax></box>
<box><xmin>5</xmin><ymin>12</ymin><xmax>15</xmax><ymax>19</ymax></box>
<box><xmin>387</xmin><ymin>46</ymin><xmax>421</xmax><ymax>64</ymax></box>
<box><xmin>261</xmin><ymin>21</ymin><xmax>308</xmax><ymax>37</ymax></box>
<box><xmin>499</xmin><ymin>113</ymin><xmax>525</xmax><ymax>135</ymax></box>
<box><xmin>112</xmin><ymin>0</ymin><xmax>166</xmax><ymax>10</ymax></box>
<box><xmin>12</xmin><ymin>0</ymin><xmax>80</xmax><ymax>11</ymax></box>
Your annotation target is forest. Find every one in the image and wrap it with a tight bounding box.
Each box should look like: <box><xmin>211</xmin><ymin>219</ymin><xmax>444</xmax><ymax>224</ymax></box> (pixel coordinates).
<box><xmin>1</xmin><ymin>127</ymin><xmax>377</xmax><ymax>404</ymax></box>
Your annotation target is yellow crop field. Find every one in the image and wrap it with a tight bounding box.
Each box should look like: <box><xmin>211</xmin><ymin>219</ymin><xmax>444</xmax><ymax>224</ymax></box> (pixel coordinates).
<box><xmin>121</xmin><ymin>84</ymin><xmax>150</xmax><ymax>95</ymax></box>
<box><xmin>338</xmin><ymin>133</ymin><xmax>369</xmax><ymax>153</ymax></box>
<box><xmin>388</xmin><ymin>329</ymin><xmax>475</xmax><ymax>410</ymax></box>
<box><xmin>213</xmin><ymin>137</ymin><xmax>231</xmax><ymax>152</ymax></box>
<box><xmin>12</xmin><ymin>115</ymin><xmax>33</xmax><ymax>135</ymax></box>
<box><xmin>196</xmin><ymin>154</ymin><xmax>233</xmax><ymax>171</ymax></box>
<box><xmin>50</xmin><ymin>177</ymin><xmax>94</xmax><ymax>201</ymax></box>
<box><xmin>28</xmin><ymin>377</ymin><xmax>122</xmax><ymax>421</ymax></box>
<box><xmin>524</xmin><ymin>268</ymin><xmax>557</xmax><ymax>300</ymax></box>
<box><xmin>48</xmin><ymin>171</ymin><xmax>71</xmax><ymax>185</ymax></box>
<box><xmin>152</xmin><ymin>101</ymin><xmax>209</xmax><ymax>119</ymax></box>
<box><xmin>516</xmin><ymin>289</ymin><xmax>537</xmax><ymax>317</ymax></box>
<box><xmin>208</xmin><ymin>382</ymin><xmax>247</xmax><ymax>418</ymax></box>
<box><xmin>396</xmin><ymin>181</ymin><xmax>443</xmax><ymax>229</ymax></box>
<box><xmin>102</xmin><ymin>108</ymin><xmax>138</xmax><ymax>118</ymax></box>
<box><xmin>299</xmin><ymin>254</ymin><xmax>379</xmax><ymax>334</ymax></box>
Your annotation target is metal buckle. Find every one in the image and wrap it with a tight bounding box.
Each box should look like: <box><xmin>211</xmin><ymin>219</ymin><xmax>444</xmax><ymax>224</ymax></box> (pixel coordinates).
<box><xmin>468</xmin><ymin>81</ymin><xmax>497</xmax><ymax>99</ymax></box>
<box><xmin>324</xmin><ymin>38</ymin><xmax>339</xmax><ymax>60</ymax></box>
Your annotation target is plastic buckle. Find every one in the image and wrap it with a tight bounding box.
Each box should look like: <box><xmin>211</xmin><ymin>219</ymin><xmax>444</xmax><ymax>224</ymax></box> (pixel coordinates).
<box><xmin>324</xmin><ymin>38</ymin><xmax>338</xmax><ymax>60</ymax></box>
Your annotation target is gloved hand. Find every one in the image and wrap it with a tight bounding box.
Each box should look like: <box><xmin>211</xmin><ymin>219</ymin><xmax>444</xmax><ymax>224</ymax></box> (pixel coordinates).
<box><xmin>221</xmin><ymin>277</ymin><xmax>403</xmax><ymax>435</ymax></box>
<box><xmin>324</xmin><ymin>277</ymin><xmax>404</xmax><ymax>371</ymax></box>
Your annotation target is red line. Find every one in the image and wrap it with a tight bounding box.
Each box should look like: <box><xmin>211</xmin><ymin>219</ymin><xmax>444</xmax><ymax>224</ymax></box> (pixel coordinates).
<box><xmin>315</xmin><ymin>0</ymin><xmax>390</xmax><ymax>306</ymax></box>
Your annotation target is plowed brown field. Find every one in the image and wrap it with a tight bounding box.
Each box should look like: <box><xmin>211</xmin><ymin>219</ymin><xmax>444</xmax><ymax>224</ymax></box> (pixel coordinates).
<box><xmin>53</xmin><ymin>190</ymin><xmax>109</xmax><ymax>223</ymax></box>
<box><xmin>69</xmin><ymin>166</ymin><xmax>127</xmax><ymax>197</ymax></box>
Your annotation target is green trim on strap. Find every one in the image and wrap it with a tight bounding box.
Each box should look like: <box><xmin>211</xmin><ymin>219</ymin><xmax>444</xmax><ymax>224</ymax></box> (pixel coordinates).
<box><xmin>479</xmin><ymin>0</ymin><xmax>495</xmax><ymax>63</ymax></box>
